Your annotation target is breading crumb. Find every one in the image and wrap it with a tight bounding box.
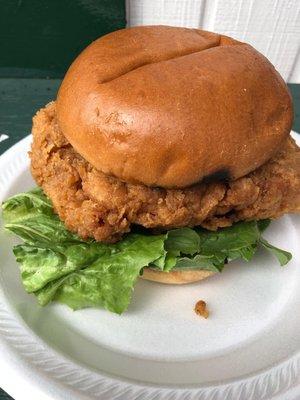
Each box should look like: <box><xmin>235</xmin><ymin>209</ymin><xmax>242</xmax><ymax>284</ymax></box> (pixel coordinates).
<box><xmin>195</xmin><ymin>300</ymin><xmax>209</xmax><ymax>319</ymax></box>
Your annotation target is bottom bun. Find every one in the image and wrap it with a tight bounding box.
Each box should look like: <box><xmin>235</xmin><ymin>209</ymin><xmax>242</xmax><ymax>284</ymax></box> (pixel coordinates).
<box><xmin>140</xmin><ymin>268</ymin><xmax>215</xmax><ymax>284</ymax></box>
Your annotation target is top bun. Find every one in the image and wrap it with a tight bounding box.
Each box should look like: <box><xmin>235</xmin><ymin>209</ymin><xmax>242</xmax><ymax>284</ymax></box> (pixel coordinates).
<box><xmin>57</xmin><ymin>26</ymin><xmax>293</xmax><ymax>188</ymax></box>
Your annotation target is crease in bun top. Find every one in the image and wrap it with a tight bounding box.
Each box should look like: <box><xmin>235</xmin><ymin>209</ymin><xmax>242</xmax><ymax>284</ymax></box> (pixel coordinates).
<box><xmin>2</xmin><ymin>26</ymin><xmax>300</xmax><ymax>313</ymax></box>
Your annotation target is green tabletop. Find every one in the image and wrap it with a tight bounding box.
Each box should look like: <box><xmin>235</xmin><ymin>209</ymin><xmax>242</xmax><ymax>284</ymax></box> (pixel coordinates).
<box><xmin>0</xmin><ymin>391</ymin><xmax>12</xmax><ymax>400</ymax></box>
<box><xmin>0</xmin><ymin>80</ymin><xmax>299</xmax><ymax>400</ymax></box>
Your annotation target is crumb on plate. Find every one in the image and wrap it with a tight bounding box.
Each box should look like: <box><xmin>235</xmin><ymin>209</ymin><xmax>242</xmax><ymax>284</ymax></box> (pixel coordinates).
<box><xmin>195</xmin><ymin>300</ymin><xmax>209</xmax><ymax>319</ymax></box>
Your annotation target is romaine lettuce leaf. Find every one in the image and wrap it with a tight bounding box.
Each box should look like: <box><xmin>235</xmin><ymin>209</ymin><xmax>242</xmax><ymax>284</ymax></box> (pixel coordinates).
<box><xmin>259</xmin><ymin>238</ymin><xmax>292</xmax><ymax>266</ymax></box>
<box><xmin>168</xmin><ymin>222</ymin><xmax>261</xmax><ymax>271</ymax></box>
<box><xmin>2</xmin><ymin>188</ymin><xmax>292</xmax><ymax>314</ymax></box>
<box><xmin>13</xmin><ymin>242</ymin><xmax>110</xmax><ymax>292</ymax></box>
<box><xmin>36</xmin><ymin>234</ymin><xmax>166</xmax><ymax>314</ymax></box>
<box><xmin>2</xmin><ymin>187</ymin><xmax>53</xmax><ymax>222</ymax></box>
<box><xmin>165</xmin><ymin>227</ymin><xmax>200</xmax><ymax>255</ymax></box>
<box><xmin>196</xmin><ymin>221</ymin><xmax>260</xmax><ymax>255</ymax></box>
<box><xmin>173</xmin><ymin>255</ymin><xmax>222</xmax><ymax>272</ymax></box>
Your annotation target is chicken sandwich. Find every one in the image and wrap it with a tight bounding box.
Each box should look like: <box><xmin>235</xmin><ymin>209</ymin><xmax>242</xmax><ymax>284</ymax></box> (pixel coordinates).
<box><xmin>3</xmin><ymin>26</ymin><xmax>300</xmax><ymax>313</ymax></box>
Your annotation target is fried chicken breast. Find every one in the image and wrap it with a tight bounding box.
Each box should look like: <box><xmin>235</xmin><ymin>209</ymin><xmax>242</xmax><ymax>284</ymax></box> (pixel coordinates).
<box><xmin>30</xmin><ymin>102</ymin><xmax>300</xmax><ymax>243</ymax></box>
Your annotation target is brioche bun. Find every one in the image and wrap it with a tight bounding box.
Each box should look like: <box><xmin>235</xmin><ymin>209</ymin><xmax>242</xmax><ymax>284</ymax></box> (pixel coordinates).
<box><xmin>57</xmin><ymin>25</ymin><xmax>292</xmax><ymax>189</ymax></box>
<box><xmin>141</xmin><ymin>268</ymin><xmax>214</xmax><ymax>284</ymax></box>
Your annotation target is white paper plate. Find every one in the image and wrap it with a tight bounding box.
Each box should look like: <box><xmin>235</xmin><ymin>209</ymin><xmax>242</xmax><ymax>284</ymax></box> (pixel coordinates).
<box><xmin>0</xmin><ymin>133</ymin><xmax>300</xmax><ymax>400</ymax></box>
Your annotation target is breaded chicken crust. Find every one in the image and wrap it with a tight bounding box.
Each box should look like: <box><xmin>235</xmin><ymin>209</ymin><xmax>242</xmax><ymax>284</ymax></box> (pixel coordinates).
<box><xmin>30</xmin><ymin>102</ymin><xmax>300</xmax><ymax>243</ymax></box>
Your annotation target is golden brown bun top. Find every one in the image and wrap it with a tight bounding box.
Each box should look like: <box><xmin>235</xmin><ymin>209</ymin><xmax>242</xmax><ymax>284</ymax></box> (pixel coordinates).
<box><xmin>57</xmin><ymin>26</ymin><xmax>293</xmax><ymax>188</ymax></box>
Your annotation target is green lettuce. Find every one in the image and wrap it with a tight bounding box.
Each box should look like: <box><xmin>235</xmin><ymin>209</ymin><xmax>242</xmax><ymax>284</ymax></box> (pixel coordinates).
<box><xmin>35</xmin><ymin>234</ymin><xmax>166</xmax><ymax>314</ymax></box>
<box><xmin>259</xmin><ymin>238</ymin><xmax>292</xmax><ymax>266</ymax></box>
<box><xmin>1</xmin><ymin>188</ymin><xmax>292</xmax><ymax>314</ymax></box>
